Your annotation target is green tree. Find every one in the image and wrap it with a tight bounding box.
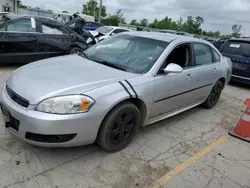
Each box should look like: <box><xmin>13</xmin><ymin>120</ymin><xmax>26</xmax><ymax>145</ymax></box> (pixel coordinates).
<box><xmin>17</xmin><ymin>0</ymin><xmax>28</xmax><ymax>9</ymax></box>
<box><xmin>140</xmin><ymin>18</ymin><xmax>148</xmax><ymax>27</ymax></box>
<box><xmin>62</xmin><ymin>10</ymin><xmax>69</xmax><ymax>13</ymax></box>
<box><xmin>232</xmin><ymin>24</ymin><xmax>241</xmax><ymax>37</ymax></box>
<box><xmin>102</xmin><ymin>9</ymin><xmax>126</xmax><ymax>26</ymax></box>
<box><xmin>130</xmin><ymin>19</ymin><xmax>139</xmax><ymax>26</ymax></box>
<box><xmin>182</xmin><ymin>16</ymin><xmax>204</xmax><ymax>35</ymax></box>
<box><xmin>82</xmin><ymin>0</ymin><xmax>107</xmax><ymax>21</ymax></box>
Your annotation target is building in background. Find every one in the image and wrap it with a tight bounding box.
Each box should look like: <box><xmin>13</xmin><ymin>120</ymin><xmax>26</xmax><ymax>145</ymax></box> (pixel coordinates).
<box><xmin>0</xmin><ymin>0</ymin><xmax>18</xmax><ymax>13</ymax></box>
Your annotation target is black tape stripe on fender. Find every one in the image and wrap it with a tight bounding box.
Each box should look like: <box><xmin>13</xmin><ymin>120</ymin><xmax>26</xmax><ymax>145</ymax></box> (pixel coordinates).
<box><xmin>124</xmin><ymin>80</ymin><xmax>138</xmax><ymax>98</ymax></box>
<box><xmin>119</xmin><ymin>81</ymin><xmax>132</xmax><ymax>98</ymax></box>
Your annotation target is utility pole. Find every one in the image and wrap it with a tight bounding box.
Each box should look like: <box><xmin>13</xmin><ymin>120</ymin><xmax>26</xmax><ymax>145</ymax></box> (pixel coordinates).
<box><xmin>98</xmin><ymin>0</ymin><xmax>102</xmax><ymax>22</ymax></box>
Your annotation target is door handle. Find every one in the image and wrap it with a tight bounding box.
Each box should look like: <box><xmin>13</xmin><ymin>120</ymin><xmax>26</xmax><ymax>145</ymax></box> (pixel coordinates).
<box><xmin>186</xmin><ymin>73</ymin><xmax>193</xmax><ymax>79</ymax></box>
<box><xmin>212</xmin><ymin>68</ymin><xmax>217</xmax><ymax>72</ymax></box>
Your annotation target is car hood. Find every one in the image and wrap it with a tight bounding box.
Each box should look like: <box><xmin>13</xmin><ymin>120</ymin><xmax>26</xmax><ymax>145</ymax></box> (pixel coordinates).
<box><xmin>7</xmin><ymin>55</ymin><xmax>138</xmax><ymax>104</ymax></box>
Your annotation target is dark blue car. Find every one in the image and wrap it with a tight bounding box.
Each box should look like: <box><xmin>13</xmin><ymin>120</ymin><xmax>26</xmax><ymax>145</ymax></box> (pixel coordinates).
<box><xmin>220</xmin><ymin>38</ymin><xmax>250</xmax><ymax>84</ymax></box>
<box><xmin>83</xmin><ymin>21</ymin><xmax>103</xmax><ymax>31</ymax></box>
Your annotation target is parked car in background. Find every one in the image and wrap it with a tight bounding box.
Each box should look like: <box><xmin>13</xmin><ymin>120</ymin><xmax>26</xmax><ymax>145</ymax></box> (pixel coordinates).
<box><xmin>90</xmin><ymin>26</ymin><xmax>131</xmax><ymax>42</ymax></box>
<box><xmin>83</xmin><ymin>21</ymin><xmax>104</xmax><ymax>31</ymax></box>
<box><xmin>213</xmin><ymin>38</ymin><xmax>229</xmax><ymax>50</ymax></box>
<box><xmin>0</xmin><ymin>16</ymin><xmax>95</xmax><ymax>64</ymax></box>
<box><xmin>0</xmin><ymin>32</ymin><xmax>232</xmax><ymax>152</ymax></box>
<box><xmin>220</xmin><ymin>38</ymin><xmax>250</xmax><ymax>84</ymax></box>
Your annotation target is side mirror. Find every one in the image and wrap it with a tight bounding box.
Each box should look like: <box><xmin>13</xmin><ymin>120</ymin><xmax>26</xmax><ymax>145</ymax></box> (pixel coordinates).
<box><xmin>110</xmin><ymin>32</ymin><xmax>115</xmax><ymax>36</ymax></box>
<box><xmin>164</xmin><ymin>63</ymin><xmax>183</xmax><ymax>73</ymax></box>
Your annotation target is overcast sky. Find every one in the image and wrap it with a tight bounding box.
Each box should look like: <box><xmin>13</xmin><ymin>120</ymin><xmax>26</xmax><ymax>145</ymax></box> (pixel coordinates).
<box><xmin>22</xmin><ymin>0</ymin><xmax>250</xmax><ymax>35</ymax></box>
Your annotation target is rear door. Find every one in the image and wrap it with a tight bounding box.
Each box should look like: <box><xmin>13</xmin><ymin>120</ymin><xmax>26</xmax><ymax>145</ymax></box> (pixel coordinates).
<box><xmin>190</xmin><ymin>43</ymin><xmax>219</xmax><ymax>102</ymax></box>
<box><xmin>220</xmin><ymin>40</ymin><xmax>250</xmax><ymax>80</ymax></box>
<box><xmin>37</xmin><ymin>22</ymin><xmax>72</xmax><ymax>59</ymax></box>
<box><xmin>0</xmin><ymin>18</ymin><xmax>41</xmax><ymax>64</ymax></box>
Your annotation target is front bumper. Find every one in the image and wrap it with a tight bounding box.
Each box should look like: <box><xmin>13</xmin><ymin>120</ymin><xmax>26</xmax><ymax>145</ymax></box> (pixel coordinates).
<box><xmin>0</xmin><ymin>87</ymin><xmax>104</xmax><ymax>147</ymax></box>
<box><xmin>231</xmin><ymin>75</ymin><xmax>250</xmax><ymax>85</ymax></box>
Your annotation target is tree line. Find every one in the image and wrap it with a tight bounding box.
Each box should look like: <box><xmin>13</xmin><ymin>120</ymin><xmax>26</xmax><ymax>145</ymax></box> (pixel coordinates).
<box><xmin>18</xmin><ymin>0</ymin><xmax>242</xmax><ymax>38</ymax></box>
<box><xmin>82</xmin><ymin>0</ymin><xmax>242</xmax><ymax>38</ymax></box>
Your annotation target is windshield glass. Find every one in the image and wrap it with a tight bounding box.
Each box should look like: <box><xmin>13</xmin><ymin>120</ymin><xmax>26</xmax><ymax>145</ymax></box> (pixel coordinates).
<box><xmin>221</xmin><ymin>40</ymin><xmax>250</xmax><ymax>56</ymax></box>
<box><xmin>84</xmin><ymin>34</ymin><xmax>168</xmax><ymax>73</ymax></box>
<box><xmin>95</xmin><ymin>26</ymin><xmax>113</xmax><ymax>34</ymax></box>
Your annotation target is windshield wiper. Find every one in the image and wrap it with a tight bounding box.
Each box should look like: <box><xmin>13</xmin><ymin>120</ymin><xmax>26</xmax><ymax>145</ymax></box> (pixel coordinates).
<box><xmin>95</xmin><ymin>60</ymin><xmax>128</xmax><ymax>72</ymax></box>
<box><xmin>81</xmin><ymin>52</ymin><xmax>91</xmax><ymax>60</ymax></box>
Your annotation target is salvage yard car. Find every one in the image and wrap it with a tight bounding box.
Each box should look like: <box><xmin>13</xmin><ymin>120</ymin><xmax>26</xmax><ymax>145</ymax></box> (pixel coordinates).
<box><xmin>90</xmin><ymin>26</ymin><xmax>131</xmax><ymax>42</ymax></box>
<box><xmin>0</xmin><ymin>32</ymin><xmax>232</xmax><ymax>152</ymax></box>
<box><xmin>0</xmin><ymin>16</ymin><xmax>94</xmax><ymax>64</ymax></box>
<box><xmin>220</xmin><ymin>38</ymin><xmax>250</xmax><ymax>84</ymax></box>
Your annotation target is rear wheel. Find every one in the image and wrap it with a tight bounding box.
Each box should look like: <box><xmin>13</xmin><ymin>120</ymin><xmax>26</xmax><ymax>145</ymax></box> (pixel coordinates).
<box><xmin>69</xmin><ymin>47</ymin><xmax>82</xmax><ymax>55</ymax></box>
<box><xmin>203</xmin><ymin>81</ymin><xmax>223</xmax><ymax>109</ymax></box>
<box><xmin>97</xmin><ymin>102</ymin><xmax>140</xmax><ymax>152</ymax></box>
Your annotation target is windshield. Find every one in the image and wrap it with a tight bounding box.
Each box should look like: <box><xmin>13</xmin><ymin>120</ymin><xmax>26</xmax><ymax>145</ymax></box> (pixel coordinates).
<box><xmin>221</xmin><ymin>40</ymin><xmax>250</xmax><ymax>56</ymax></box>
<box><xmin>95</xmin><ymin>26</ymin><xmax>113</xmax><ymax>34</ymax></box>
<box><xmin>84</xmin><ymin>34</ymin><xmax>168</xmax><ymax>73</ymax></box>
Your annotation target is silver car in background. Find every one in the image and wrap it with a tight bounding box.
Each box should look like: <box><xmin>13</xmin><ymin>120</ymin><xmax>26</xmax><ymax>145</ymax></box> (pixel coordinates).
<box><xmin>0</xmin><ymin>32</ymin><xmax>232</xmax><ymax>152</ymax></box>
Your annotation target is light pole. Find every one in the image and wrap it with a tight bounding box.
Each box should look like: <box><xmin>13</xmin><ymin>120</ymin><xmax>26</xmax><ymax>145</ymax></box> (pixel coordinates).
<box><xmin>98</xmin><ymin>0</ymin><xmax>102</xmax><ymax>22</ymax></box>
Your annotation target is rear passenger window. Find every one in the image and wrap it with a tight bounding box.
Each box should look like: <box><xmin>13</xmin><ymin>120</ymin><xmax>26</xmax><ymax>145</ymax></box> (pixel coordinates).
<box><xmin>42</xmin><ymin>24</ymin><xmax>64</xmax><ymax>35</ymax></box>
<box><xmin>193</xmin><ymin>43</ymin><xmax>213</xmax><ymax>65</ymax></box>
<box><xmin>213</xmin><ymin>49</ymin><xmax>221</xmax><ymax>62</ymax></box>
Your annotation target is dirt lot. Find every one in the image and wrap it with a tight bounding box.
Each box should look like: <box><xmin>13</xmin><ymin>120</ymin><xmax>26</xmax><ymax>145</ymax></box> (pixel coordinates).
<box><xmin>0</xmin><ymin>66</ymin><xmax>249</xmax><ymax>188</ymax></box>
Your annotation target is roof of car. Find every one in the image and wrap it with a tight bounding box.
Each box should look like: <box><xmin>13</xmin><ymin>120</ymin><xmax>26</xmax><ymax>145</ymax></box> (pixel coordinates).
<box><xmin>8</xmin><ymin>16</ymin><xmax>64</xmax><ymax>26</ymax></box>
<box><xmin>229</xmin><ymin>38</ymin><xmax>250</xmax><ymax>42</ymax></box>
<box><xmin>125</xmin><ymin>31</ymin><xmax>206</xmax><ymax>43</ymax></box>
<box><xmin>104</xmin><ymin>26</ymin><xmax>131</xmax><ymax>30</ymax></box>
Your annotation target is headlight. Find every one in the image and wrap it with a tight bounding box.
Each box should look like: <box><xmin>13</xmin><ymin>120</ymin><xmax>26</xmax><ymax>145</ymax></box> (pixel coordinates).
<box><xmin>35</xmin><ymin>95</ymin><xmax>95</xmax><ymax>114</ymax></box>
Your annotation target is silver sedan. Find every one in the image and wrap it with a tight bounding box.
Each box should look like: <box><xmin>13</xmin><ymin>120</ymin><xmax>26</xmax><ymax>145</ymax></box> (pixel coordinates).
<box><xmin>0</xmin><ymin>32</ymin><xmax>232</xmax><ymax>152</ymax></box>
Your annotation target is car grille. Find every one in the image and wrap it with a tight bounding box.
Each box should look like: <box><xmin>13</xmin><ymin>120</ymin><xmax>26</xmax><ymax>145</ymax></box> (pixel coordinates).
<box><xmin>6</xmin><ymin>85</ymin><xmax>29</xmax><ymax>108</ymax></box>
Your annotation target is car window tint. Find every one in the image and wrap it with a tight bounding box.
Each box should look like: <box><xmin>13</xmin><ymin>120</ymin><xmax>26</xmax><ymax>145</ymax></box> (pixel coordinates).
<box><xmin>213</xmin><ymin>49</ymin><xmax>221</xmax><ymax>62</ymax></box>
<box><xmin>220</xmin><ymin>40</ymin><xmax>250</xmax><ymax>56</ymax></box>
<box><xmin>193</xmin><ymin>43</ymin><xmax>213</xmax><ymax>65</ymax></box>
<box><xmin>84</xmin><ymin>22</ymin><xmax>91</xmax><ymax>27</ymax></box>
<box><xmin>91</xmin><ymin>23</ymin><xmax>98</xmax><ymax>27</ymax></box>
<box><xmin>112</xmin><ymin>29</ymin><xmax>128</xmax><ymax>34</ymax></box>
<box><xmin>6</xmin><ymin>20</ymin><xmax>35</xmax><ymax>32</ymax></box>
<box><xmin>96</xmin><ymin>26</ymin><xmax>113</xmax><ymax>34</ymax></box>
<box><xmin>0</xmin><ymin>25</ymin><xmax>6</xmax><ymax>31</ymax></box>
<box><xmin>42</xmin><ymin>24</ymin><xmax>64</xmax><ymax>35</ymax></box>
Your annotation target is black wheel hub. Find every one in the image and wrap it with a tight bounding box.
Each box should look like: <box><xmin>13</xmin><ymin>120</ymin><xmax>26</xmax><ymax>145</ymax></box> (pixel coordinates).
<box><xmin>110</xmin><ymin>113</ymin><xmax>135</xmax><ymax>144</ymax></box>
<box><xmin>209</xmin><ymin>84</ymin><xmax>222</xmax><ymax>103</ymax></box>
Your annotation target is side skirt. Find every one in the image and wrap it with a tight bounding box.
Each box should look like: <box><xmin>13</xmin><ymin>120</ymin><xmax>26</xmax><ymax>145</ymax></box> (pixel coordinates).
<box><xmin>146</xmin><ymin>100</ymin><xmax>204</xmax><ymax>126</ymax></box>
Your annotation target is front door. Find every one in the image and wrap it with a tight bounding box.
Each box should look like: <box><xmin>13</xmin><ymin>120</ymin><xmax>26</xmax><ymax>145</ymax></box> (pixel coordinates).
<box><xmin>151</xmin><ymin>43</ymin><xmax>199</xmax><ymax>118</ymax></box>
<box><xmin>152</xmin><ymin>68</ymin><xmax>198</xmax><ymax>118</ymax></box>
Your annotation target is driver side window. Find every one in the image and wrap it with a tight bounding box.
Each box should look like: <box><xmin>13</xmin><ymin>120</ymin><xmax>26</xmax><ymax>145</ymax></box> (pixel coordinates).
<box><xmin>159</xmin><ymin>43</ymin><xmax>192</xmax><ymax>72</ymax></box>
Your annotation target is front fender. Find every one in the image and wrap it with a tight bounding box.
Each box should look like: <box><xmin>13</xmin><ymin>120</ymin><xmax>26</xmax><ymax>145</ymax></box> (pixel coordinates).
<box><xmin>85</xmin><ymin>77</ymin><xmax>154</xmax><ymax>126</ymax></box>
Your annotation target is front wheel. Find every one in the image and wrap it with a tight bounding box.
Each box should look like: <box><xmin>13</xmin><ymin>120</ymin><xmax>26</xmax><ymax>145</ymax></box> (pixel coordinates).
<box><xmin>97</xmin><ymin>102</ymin><xmax>140</xmax><ymax>152</ymax></box>
<box><xmin>203</xmin><ymin>81</ymin><xmax>223</xmax><ymax>109</ymax></box>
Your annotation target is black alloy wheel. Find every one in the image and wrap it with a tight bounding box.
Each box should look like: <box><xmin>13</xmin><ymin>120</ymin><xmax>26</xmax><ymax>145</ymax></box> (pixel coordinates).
<box><xmin>203</xmin><ymin>81</ymin><xmax>223</xmax><ymax>109</ymax></box>
<box><xmin>97</xmin><ymin>102</ymin><xmax>140</xmax><ymax>152</ymax></box>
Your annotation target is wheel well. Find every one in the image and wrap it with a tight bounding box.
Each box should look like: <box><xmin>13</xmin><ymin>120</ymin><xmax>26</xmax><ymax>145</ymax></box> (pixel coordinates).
<box><xmin>127</xmin><ymin>98</ymin><xmax>147</xmax><ymax>126</ymax></box>
<box><xmin>101</xmin><ymin>98</ymin><xmax>147</xmax><ymax>127</ymax></box>
<box><xmin>218</xmin><ymin>77</ymin><xmax>226</xmax><ymax>87</ymax></box>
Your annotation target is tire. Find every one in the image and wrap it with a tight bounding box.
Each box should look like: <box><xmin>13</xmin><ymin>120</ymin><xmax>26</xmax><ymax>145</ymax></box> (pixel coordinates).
<box><xmin>69</xmin><ymin>47</ymin><xmax>82</xmax><ymax>55</ymax></box>
<box><xmin>203</xmin><ymin>81</ymin><xmax>223</xmax><ymax>109</ymax></box>
<box><xmin>97</xmin><ymin>102</ymin><xmax>140</xmax><ymax>152</ymax></box>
